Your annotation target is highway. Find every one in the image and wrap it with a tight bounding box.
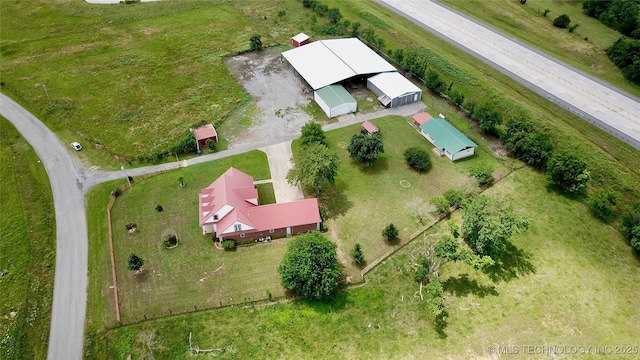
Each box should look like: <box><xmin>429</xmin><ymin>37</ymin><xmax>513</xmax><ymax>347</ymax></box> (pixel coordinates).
<box><xmin>380</xmin><ymin>0</ymin><xmax>640</xmax><ymax>149</ymax></box>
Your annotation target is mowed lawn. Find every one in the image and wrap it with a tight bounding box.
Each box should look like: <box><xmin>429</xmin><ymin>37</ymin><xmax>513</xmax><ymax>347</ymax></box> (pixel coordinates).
<box><xmin>90</xmin><ymin>167</ymin><xmax>640</xmax><ymax>359</ymax></box>
<box><xmin>318</xmin><ymin>116</ymin><xmax>507</xmax><ymax>279</ymax></box>
<box><xmin>0</xmin><ymin>119</ymin><xmax>55</xmax><ymax>359</ymax></box>
<box><xmin>102</xmin><ymin>150</ymin><xmax>286</xmax><ymax>324</ymax></box>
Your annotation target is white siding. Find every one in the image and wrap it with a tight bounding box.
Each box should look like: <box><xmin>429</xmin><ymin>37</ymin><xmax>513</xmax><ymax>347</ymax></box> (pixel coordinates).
<box><xmin>221</xmin><ymin>221</ymin><xmax>254</xmax><ymax>234</ymax></box>
<box><xmin>314</xmin><ymin>91</ymin><xmax>332</xmax><ymax>118</ymax></box>
<box><xmin>202</xmin><ymin>224</ymin><xmax>214</xmax><ymax>234</ymax></box>
<box><xmin>451</xmin><ymin>148</ymin><xmax>475</xmax><ymax>161</ymax></box>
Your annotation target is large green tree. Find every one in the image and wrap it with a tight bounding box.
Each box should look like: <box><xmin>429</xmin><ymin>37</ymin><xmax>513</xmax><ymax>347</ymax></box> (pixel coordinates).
<box><xmin>300</xmin><ymin>121</ymin><xmax>327</xmax><ymax>147</ymax></box>
<box><xmin>468</xmin><ymin>162</ymin><xmax>494</xmax><ymax>186</ymax></box>
<box><xmin>278</xmin><ymin>232</ymin><xmax>341</xmax><ymax>300</ymax></box>
<box><xmin>287</xmin><ymin>142</ymin><xmax>340</xmax><ymax>196</ymax></box>
<box><xmin>622</xmin><ymin>203</ymin><xmax>640</xmax><ymax>251</ymax></box>
<box><xmin>471</xmin><ymin>102</ymin><xmax>502</xmax><ymax>135</ymax></box>
<box><xmin>347</xmin><ymin>130</ymin><xmax>384</xmax><ymax>167</ymax></box>
<box><xmin>545</xmin><ymin>151</ymin><xmax>591</xmax><ymax>194</ymax></box>
<box><xmin>462</xmin><ymin>195</ymin><xmax>530</xmax><ymax>257</ymax></box>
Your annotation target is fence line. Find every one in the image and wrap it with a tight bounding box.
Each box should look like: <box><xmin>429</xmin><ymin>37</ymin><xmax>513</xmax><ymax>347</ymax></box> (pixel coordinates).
<box><xmin>106</xmin><ymin>195</ymin><xmax>121</xmax><ymax>325</ymax></box>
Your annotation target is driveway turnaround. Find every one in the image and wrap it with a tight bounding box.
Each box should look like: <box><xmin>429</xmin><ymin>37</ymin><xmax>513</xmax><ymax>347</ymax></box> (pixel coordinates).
<box><xmin>260</xmin><ymin>141</ymin><xmax>304</xmax><ymax>203</ymax></box>
<box><xmin>380</xmin><ymin>0</ymin><xmax>640</xmax><ymax>149</ymax></box>
<box><xmin>0</xmin><ymin>93</ymin><xmax>88</xmax><ymax>360</ymax></box>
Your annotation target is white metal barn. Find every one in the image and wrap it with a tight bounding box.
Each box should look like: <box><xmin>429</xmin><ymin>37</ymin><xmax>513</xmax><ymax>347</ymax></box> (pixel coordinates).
<box><xmin>314</xmin><ymin>85</ymin><xmax>357</xmax><ymax>118</ymax></box>
<box><xmin>367</xmin><ymin>72</ymin><xmax>422</xmax><ymax>108</ymax></box>
<box><xmin>281</xmin><ymin>38</ymin><xmax>396</xmax><ymax>90</ymax></box>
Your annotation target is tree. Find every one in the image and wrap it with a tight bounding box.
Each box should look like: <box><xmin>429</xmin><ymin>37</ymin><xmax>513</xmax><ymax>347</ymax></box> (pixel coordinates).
<box><xmin>413</xmin><ymin>233</ymin><xmax>493</xmax><ymax>317</ymax></box>
<box><xmin>178</xmin><ymin>176</ymin><xmax>184</xmax><ymax>186</ymax></box>
<box><xmin>468</xmin><ymin>162</ymin><xmax>493</xmax><ymax>186</ymax></box>
<box><xmin>327</xmin><ymin>7</ymin><xmax>342</xmax><ymax>24</ymax></box>
<box><xmin>501</xmin><ymin>118</ymin><xmax>554</xmax><ymax>169</ymax></box>
<box><xmin>287</xmin><ymin>142</ymin><xmax>340</xmax><ymax>196</ymax></box>
<box><xmin>249</xmin><ymin>34</ymin><xmax>263</xmax><ymax>51</ymax></box>
<box><xmin>425</xmin><ymin>70</ymin><xmax>446</xmax><ymax>93</ymax></box>
<box><xmin>545</xmin><ymin>151</ymin><xmax>590</xmax><ymax>194</ymax></box>
<box><xmin>382</xmin><ymin>223</ymin><xmax>399</xmax><ymax>241</ymax></box>
<box><xmin>404</xmin><ymin>147</ymin><xmax>431</xmax><ymax>172</ymax></box>
<box><xmin>471</xmin><ymin>102</ymin><xmax>503</xmax><ymax>135</ymax></box>
<box><xmin>350</xmin><ymin>243</ymin><xmax>364</xmax><ymax>264</ymax></box>
<box><xmin>300</xmin><ymin>121</ymin><xmax>327</xmax><ymax>147</ymax></box>
<box><xmin>278</xmin><ymin>232</ymin><xmax>340</xmax><ymax>300</ymax></box>
<box><xmin>590</xmin><ymin>189</ymin><xmax>618</xmax><ymax>222</ymax></box>
<box><xmin>127</xmin><ymin>253</ymin><xmax>144</xmax><ymax>272</ymax></box>
<box><xmin>430</xmin><ymin>196</ymin><xmax>451</xmax><ymax>216</ymax></box>
<box><xmin>462</xmin><ymin>195</ymin><xmax>529</xmax><ymax>257</ymax></box>
<box><xmin>553</xmin><ymin>14</ymin><xmax>571</xmax><ymax>28</ymax></box>
<box><xmin>443</xmin><ymin>188</ymin><xmax>464</xmax><ymax>208</ymax></box>
<box><xmin>406</xmin><ymin>197</ymin><xmax>431</xmax><ymax>224</ymax></box>
<box><xmin>622</xmin><ymin>203</ymin><xmax>640</xmax><ymax>251</ymax></box>
<box><xmin>347</xmin><ymin>130</ymin><xmax>384</xmax><ymax>167</ymax></box>
<box><xmin>449</xmin><ymin>89</ymin><xmax>465</xmax><ymax>107</ymax></box>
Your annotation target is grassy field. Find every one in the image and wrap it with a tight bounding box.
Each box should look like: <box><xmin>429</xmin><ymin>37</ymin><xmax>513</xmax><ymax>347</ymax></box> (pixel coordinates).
<box><xmin>0</xmin><ymin>0</ymin><xmax>306</xmax><ymax>164</ymax></box>
<box><xmin>86</xmin><ymin>167</ymin><xmax>640</xmax><ymax>359</ymax></box>
<box><xmin>440</xmin><ymin>0</ymin><xmax>639</xmax><ymax>98</ymax></box>
<box><xmin>317</xmin><ymin>116</ymin><xmax>507</xmax><ymax>279</ymax></box>
<box><xmin>0</xmin><ymin>118</ymin><xmax>55</xmax><ymax>359</ymax></box>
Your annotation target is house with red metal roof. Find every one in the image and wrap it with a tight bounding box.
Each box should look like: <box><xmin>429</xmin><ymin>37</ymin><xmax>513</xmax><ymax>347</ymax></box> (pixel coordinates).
<box><xmin>199</xmin><ymin>168</ymin><xmax>321</xmax><ymax>242</ymax></box>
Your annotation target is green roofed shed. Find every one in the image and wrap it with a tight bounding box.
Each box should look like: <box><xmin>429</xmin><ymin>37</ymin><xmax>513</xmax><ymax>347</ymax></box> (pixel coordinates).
<box><xmin>314</xmin><ymin>84</ymin><xmax>357</xmax><ymax>118</ymax></box>
<box><xmin>419</xmin><ymin>118</ymin><xmax>477</xmax><ymax>161</ymax></box>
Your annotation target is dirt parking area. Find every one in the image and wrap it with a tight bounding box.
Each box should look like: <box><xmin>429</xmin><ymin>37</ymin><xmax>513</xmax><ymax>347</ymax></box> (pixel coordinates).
<box><xmin>223</xmin><ymin>47</ymin><xmax>315</xmax><ymax>148</ymax></box>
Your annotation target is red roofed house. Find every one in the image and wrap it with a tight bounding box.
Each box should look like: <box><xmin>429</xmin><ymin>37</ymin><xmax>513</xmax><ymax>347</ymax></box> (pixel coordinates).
<box><xmin>193</xmin><ymin>124</ymin><xmax>218</xmax><ymax>146</ymax></box>
<box><xmin>362</xmin><ymin>120</ymin><xmax>379</xmax><ymax>134</ymax></box>
<box><xmin>199</xmin><ymin>167</ymin><xmax>321</xmax><ymax>242</ymax></box>
<box><xmin>291</xmin><ymin>32</ymin><xmax>310</xmax><ymax>48</ymax></box>
<box><xmin>412</xmin><ymin>112</ymin><xmax>433</xmax><ymax>127</ymax></box>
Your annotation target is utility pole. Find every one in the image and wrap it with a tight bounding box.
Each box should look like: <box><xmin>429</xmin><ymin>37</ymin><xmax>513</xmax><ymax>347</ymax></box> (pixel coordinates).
<box><xmin>121</xmin><ymin>164</ymin><xmax>132</xmax><ymax>190</ymax></box>
<box><xmin>42</xmin><ymin>83</ymin><xmax>52</xmax><ymax>106</ymax></box>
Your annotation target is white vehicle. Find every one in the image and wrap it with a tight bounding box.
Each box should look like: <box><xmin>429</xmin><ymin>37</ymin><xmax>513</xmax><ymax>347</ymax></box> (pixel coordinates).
<box><xmin>70</xmin><ymin>142</ymin><xmax>82</xmax><ymax>151</ymax></box>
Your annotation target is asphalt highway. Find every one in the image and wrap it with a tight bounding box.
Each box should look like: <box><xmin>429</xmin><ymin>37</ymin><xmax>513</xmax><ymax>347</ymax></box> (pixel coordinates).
<box><xmin>380</xmin><ymin>0</ymin><xmax>640</xmax><ymax>150</ymax></box>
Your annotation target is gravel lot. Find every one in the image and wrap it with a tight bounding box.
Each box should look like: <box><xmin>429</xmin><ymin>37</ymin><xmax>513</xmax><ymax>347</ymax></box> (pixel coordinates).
<box><xmin>224</xmin><ymin>47</ymin><xmax>315</xmax><ymax>147</ymax></box>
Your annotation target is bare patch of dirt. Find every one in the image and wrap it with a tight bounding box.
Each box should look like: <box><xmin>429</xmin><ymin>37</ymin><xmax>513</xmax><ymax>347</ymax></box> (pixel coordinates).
<box><xmin>223</xmin><ymin>47</ymin><xmax>314</xmax><ymax>148</ymax></box>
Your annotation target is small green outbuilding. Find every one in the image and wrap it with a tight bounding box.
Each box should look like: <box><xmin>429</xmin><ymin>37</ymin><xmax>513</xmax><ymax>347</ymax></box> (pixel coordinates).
<box><xmin>419</xmin><ymin>118</ymin><xmax>477</xmax><ymax>161</ymax></box>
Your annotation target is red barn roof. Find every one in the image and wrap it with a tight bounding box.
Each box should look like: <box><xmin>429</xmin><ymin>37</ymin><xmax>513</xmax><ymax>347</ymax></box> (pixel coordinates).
<box><xmin>199</xmin><ymin>168</ymin><xmax>320</xmax><ymax>236</ymax></box>
<box><xmin>362</xmin><ymin>120</ymin><xmax>379</xmax><ymax>134</ymax></box>
<box><xmin>412</xmin><ymin>112</ymin><xmax>433</xmax><ymax>126</ymax></box>
<box><xmin>194</xmin><ymin>124</ymin><xmax>218</xmax><ymax>142</ymax></box>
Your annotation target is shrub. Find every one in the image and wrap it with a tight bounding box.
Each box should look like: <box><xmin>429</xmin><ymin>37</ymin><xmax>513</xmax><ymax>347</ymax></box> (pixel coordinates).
<box><xmin>468</xmin><ymin>162</ymin><xmax>494</xmax><ymax>186</ymax></box>
<box><xmin>125</xmin><ymin>222</ymin><xmax>137</xmax><ymax>231</ymax></box>
<box><xmin>553</xmin><ymin>14</ymin><xmax>571</xmax><ymax>29</ymax></box>
<box><xmin>127</xmin><ymin>253</ymin><xmax>144</xmax><ymax>271</ymax></box>
<box><xmin>404</xmin><ymin>147</ymin><xmax>431</xmax><ymax>172</ymax></box>
<box><xmin>163</xmin><ymin>234</ymin><xmax>178</xmax><ymax>248</ymax></box>
<box><xmin>543</xmin><ymin>9</ymin><xmax>550</xmax><ymax>17</ymax></box>
<box><xmin>545</xmin><ymin>151</ymin><xmax>590</xmax><ymax>194</ymax></box>
<box><xmin>155</xmin><ymin>205</ymin><xmax>163</xmax><ymax>212</ymax></box>
<box><xmin>382</xmin><ymin>223</ymin><xmax>399</xmax><ymax>241</ymax></box>
<box><xmin>250</xmin><ymin>34</ymin><xmax>263</xmax><ymax>51</ymax></box>
<box><xmin>590</xmin><ymin>189</ymin><xmax>618</xmax><ymax>222</ymax></box>
<box><xmin>350</xmin><ymin>243</ymin><xmax>365</xmax><ymax>264</ymax></box>
<box><xmin>221</xmin><ymin>240</ymin><xmax>236</xmax><ymax>250</ymax></box>
<box><xmin>206</xmin><ymin>139</ymin><xmax>216</xmax><ymax>152</ymax></box>
<box><xmin>622</xmin><ymin>203</ymin><xmax>640</xmax><ymax>251</ymax></box>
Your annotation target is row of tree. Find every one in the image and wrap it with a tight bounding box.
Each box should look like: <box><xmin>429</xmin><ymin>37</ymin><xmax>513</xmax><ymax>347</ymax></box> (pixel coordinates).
<box><xmin>606</xmin><ymin>37</ymin><xmax>640</xmax><ymax>84</ymax></box>
<box><xmin>583</xmin><ymin>0</ymin><xmax>640</xmax><ymax>38</ymax></box>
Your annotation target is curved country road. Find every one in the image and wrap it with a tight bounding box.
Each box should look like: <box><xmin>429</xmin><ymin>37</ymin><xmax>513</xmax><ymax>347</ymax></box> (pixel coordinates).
<box><xmin>380</xmin><ymin>0</ymin><xmax>640</xmax><ymax>150</ymax></box>
<box><xmin>1</xmin><ymin>93</ymin><xmax>89</xmax><ymax>360</ymax></box>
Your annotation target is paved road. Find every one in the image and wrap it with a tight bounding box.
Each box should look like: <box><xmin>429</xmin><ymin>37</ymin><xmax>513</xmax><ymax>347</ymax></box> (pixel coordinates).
<box><xmin>0</xmin><ymin>93</ymin><xmax>88</xmax><ymax>360</ymax></box>
<box><xmin>380</xmin><ymin>0</ymin><xmax>640</xmax><ymax>150</ymax></box>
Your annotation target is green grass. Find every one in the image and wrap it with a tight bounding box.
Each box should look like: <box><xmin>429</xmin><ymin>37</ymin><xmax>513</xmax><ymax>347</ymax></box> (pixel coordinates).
<box><xmin>317</xmin><ymin>116</ymin><xmax>507</xmax><ymax>279</ymax></box>
<box><xmin>256</xmin><ymin>183</ymin><xmax>277</xmax><ymax>205</ymax></box>
<box><xmin>0</xmin><ymin>118</ymin><xmax>55</xmax><ymax>359</ymax></box>
<box><xmin>0</xmin><ymin>0</ymin><xmax>306</xmax><ymax>162</ymax></box>
<box><xmin>86</xmin><ymin>167</ymin><xmax>640</xmax><ymax>359</ymax></box>
<box><xmin>439</xmin><ymin>0</ymin><xmax>639</xmax><ymax>98</ymax></box>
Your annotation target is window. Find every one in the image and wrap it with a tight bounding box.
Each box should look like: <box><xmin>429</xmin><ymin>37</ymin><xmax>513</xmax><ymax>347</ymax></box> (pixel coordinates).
<box><xmin>269</xmin><ymin>229</ymin><xmax>275</xmax><ymax>234</ymax></box>
<box><xmin>240</xmin><ymin>233</ymin><xmax>246</xmax><ymax>238</ymax></box>
<box><xmin>213</xmin><ymin>214</ymin><xmax>219</xmax><ymax>221</ymax></box>
<box><xmin>234</xmin><ymin>224</ymin><xmax>242</xmax><ymax>232</ymax></box>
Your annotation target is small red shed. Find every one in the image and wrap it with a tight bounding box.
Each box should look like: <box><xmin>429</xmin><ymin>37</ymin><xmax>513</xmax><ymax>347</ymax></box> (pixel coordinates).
<box><xmin>362</xmin><ymin>120</ymin><xmax>379</xmax><ymax>134</ymax></box>
<box><xmin>194</xmin><ymin>124</ymin><xmax>218</xmax><ymax>146</ymax></box>
<box><xmin>412</xmin><ymin>112</ymin><xmax>433</xmax><ymax>127</ymax></box>
<box><xmin>291</xmin><ymin>33</ymin><xmax>310</xmax><ymax>48</ymax></box>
